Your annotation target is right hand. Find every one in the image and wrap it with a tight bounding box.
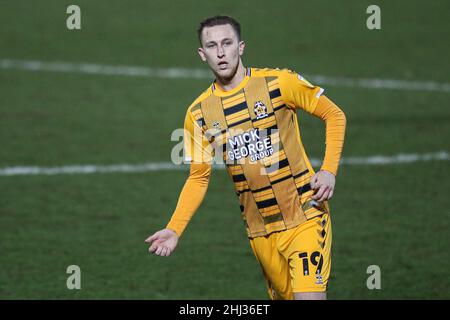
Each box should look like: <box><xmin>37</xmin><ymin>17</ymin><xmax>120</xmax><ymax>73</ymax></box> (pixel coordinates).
<box><xmin>144</xmin><ymin>228</ymin><xmax>179</xmax><ymax>257</ymax></box>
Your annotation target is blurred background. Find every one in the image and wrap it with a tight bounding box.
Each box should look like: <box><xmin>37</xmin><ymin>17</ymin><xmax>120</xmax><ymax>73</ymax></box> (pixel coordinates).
<box><xmin>0</xmin><ymin>0</ymin><xmax>449</xmax><ymax>299</ymax></box>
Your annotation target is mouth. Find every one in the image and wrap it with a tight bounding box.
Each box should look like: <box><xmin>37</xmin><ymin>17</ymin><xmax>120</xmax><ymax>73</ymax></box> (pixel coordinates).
<box><xmin>218</xmin><ymin>61</ymin><xmax>228</xmax><ymax>70</ymax></box>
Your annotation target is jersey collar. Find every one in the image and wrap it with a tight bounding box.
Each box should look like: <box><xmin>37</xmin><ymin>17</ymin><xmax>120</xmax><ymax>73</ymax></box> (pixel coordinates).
<box><xmin>211</xmin><ymin>67</ymin><xmax>252</xmax><ymax>97</ymax></box>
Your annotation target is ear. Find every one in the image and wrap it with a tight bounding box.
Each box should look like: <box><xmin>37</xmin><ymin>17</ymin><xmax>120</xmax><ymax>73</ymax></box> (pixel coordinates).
<box><xmin>198</xmin><ymin>47</ymin><xmax>207</xmax><ymax>62</ymax></box>
<box><xmin>238</xmin><ymin>40</ymin><xmax>246</xmax><ymax>56</ymax></box>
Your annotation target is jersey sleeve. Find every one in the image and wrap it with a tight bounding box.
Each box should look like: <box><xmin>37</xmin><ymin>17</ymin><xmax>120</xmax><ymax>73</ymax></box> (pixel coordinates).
<box><xmin>184</xmin><ymin>109</ymin><xmax>214</xmax><ymax>164</ymax></box>
<box><xmin>166</xmin><ymin>162</ymin><xmax>212</xmax><ymax>237</ymax></box>
<box><xmin>278</xmin><ymin>69</ymin><xmax>324</xmax><ymax>114</ymax></box>
<box><xmin>312</xmin><ymin>95</ymin><xmax>347</xmax><ymax>175</ymax></box>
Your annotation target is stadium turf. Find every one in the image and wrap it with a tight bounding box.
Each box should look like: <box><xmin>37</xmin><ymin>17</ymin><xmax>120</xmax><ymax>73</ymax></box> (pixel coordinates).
<box><xmin>0</xmin><ymin>0</ymin><xmax>449</xmax><ymax>299</ymax></box>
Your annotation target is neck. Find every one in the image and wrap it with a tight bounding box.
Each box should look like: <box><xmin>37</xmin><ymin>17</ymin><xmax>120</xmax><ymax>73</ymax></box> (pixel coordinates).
<box><xmin>215</xmin><ymin>61</ymin><xmax>246</xmax><ymax>91</ymax></box>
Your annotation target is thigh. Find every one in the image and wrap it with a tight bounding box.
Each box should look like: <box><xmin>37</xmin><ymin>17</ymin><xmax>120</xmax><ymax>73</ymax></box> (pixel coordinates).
<box><xmin>249</xmin><ymin>235</ymin><xmax>293</xmax><ymax>300</ymax></box>
<box><xmin>279</xmin><ymin>213</ymin><xmax>332</xmax><ymax>293</ymax></box>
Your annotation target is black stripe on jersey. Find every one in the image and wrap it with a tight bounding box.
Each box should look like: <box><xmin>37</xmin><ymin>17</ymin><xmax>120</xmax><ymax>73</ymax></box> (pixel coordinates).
<box><xmin>265</xmin><ymin>123</ymin><xmax>278</xmax><ymax>133</ymax></box>
<box><xmin>232</xmin><ymin>173</ymin><xmax>246</xmax><ymax>183</ymax></box>
<box><xmin>224</xmin><ymin>101</ymin><xmax>248</xmax><ymax>116</ymax></box>
<box><xmin>207</xmin><ymin>128</ymin><xmax>227</xmax><ymax>139</ymax></box>
<box><xmin>196</xmin><ymin>117</ymin><xmax>206</xmax><ymax>127</ymax></box>
<box><xmin>271</xmin><ymin>174</ymin><xmax>292</xmax><ymax>186</ymax></box>
<box><xmin>256</xmin><ymin>197</ymin><xmax>278</xmax><ymax>209</ymax></box>
<box><xmin>297</xmin><ymin>183</ymin><xmax>312</xmax><ymax>195</ymax></box>
<box><xmin>293</xmin><ymin>169</ymin><xmax>309</xmax><ymax>179</ymax></box>
<box><xmin>269</xmin><ymin>88</ymin><xmax>281</xmax><ymax>99</ymax></box>
<box><xmin>237</xmin><ymin>188</ymin><xmax>251</xmax><ymax>194</ymax></box>
<box><xmin>228</xmin><ymin>117</ymin><xmax>251</xmax><ymax>128</ymax></box>
<box><xmin>273</xmin><ymin>104</ymin><xmax>286</xmax><ymax>112</ymax></box>
<box><xmin>251</xmin><ymin>185</ymin><xmax>272</xmax><ymax>194</ymax></box>
<box><xmin>265</xmin><ymin>158</ymin><xmax>290</xmax><ymax>174</ymax></box>
<box><xmin>263</xmin><ymin>213</ymin><xmax>284</xmax><ymax>224</ymax></box>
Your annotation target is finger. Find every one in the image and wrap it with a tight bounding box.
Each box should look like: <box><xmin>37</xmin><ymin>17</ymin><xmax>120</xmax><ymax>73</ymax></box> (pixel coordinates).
<box><xmin>155</xmin><ymin>246</ymin><xmax>163</xmax><ymax>256</ymax></box>
<box><xmin>318</xmin><ymin>189</ymin><xmax>330</xmax><ymax>202</ymax></box>
<box><xmin>328</xmin><ymin>188</ymin><xmax>334</xmax><ymax>200</ymax></box>
<box><xmin>165</xmin><ymin>248</ymin><xmax>172</xmax><ymax>257</ymax></box>
<box><xmin>312</xmin><ymin>185</ymin><xmax>327</xmax><ymax>200</ymax></box>
<box><xmin>161</xmin><ymin>247</ymin><xmax>168</xmax><ymax>257</ymax></box>
<box><xmin>144</xmin><ymin>233</ymin><xmax>158</xmax><ymax>244</ymax></box>
<box><xmin>312</xmin><ymin>185</ymin><xmax>324</xmax><ymax>200</ymax></box>
<box><xmin>149</xmin><ymin>240</ymin><xmax>162</xmax><ymax>252</ymax></box>
<box><xmin>149</xmin><ymin>244</ymin><xmax>158</xmax><ymax>253</ymax></box>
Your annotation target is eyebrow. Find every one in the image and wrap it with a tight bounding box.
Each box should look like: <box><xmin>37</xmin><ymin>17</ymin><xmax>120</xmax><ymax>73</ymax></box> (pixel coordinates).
<box><xmin>205</xmin><ymin>37</ymin><xmax>234</xmax><ymax>45</ymax></box>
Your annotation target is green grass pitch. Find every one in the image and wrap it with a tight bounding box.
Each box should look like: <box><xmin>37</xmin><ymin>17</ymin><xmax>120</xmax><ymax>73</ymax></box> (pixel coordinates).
<box><xmin>0</xmin><ymin>0</ymin><xmax>449</xmax><ymax>299</ymax></box>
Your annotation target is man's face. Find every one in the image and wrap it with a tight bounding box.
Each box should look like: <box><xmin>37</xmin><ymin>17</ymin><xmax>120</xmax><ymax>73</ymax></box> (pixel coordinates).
<box><xmin>198</xmin><ymin>24</ymin><xmax>245</xmax><ymax>80</ymax></box>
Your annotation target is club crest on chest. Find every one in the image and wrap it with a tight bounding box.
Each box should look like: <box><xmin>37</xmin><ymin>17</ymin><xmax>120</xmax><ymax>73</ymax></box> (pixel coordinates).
<box><xmin>254</xmin><ymin>101</ymin><xmax>268</xmax><ymax>120</ymax></box>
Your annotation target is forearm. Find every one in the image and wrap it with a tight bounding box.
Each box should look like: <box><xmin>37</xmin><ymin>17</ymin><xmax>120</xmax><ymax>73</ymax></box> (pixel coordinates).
<box><xmin>166</xmin><ymin>163</ymin><xmax>211</xmax><ymax>237</ymax></box>
<box><xmin>313</xmin><ymin>95</ymin><xmax>347</xmax><ymax>175</ymax></box>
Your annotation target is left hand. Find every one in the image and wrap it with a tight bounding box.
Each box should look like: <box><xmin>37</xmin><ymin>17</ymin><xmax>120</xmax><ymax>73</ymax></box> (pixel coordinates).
<box><xmin>310</xmin><ymin>170</ymin><xmax>336</xmax><ymax>202</ymax></box>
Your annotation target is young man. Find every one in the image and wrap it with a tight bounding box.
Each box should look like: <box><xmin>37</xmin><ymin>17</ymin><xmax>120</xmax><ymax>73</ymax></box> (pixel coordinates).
<box><xmin>145</xmin><ymin>16</ymin><xmax>346</xmax><ymax>300</ymax></box>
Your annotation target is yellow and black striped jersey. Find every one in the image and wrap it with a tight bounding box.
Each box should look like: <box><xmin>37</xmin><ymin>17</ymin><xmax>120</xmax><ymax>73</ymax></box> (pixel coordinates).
<box><xmin>183</xmin><ymin>67</ymin><xmax>329</xmax><ymax>238</ymax></box>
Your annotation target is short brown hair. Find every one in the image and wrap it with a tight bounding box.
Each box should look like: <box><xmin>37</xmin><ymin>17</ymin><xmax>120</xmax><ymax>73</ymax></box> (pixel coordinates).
<box><xmin>197</xmin><ymin>15</ymin><xmax>241</xmax><ymax>45</ymax></box>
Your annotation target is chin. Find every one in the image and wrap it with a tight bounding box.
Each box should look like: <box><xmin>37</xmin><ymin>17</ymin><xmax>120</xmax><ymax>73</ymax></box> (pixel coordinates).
<box><xmin>216</xmin><ymin>67</ymin><xmax>237</xmax><ymax>81</ymax></box>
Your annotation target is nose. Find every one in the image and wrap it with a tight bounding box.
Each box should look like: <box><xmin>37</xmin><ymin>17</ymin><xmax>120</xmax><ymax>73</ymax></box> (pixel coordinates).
<box><xmin>217</xmin><ymin>45</ymin><xmax>225</xmax><ymax>58</ymax></box>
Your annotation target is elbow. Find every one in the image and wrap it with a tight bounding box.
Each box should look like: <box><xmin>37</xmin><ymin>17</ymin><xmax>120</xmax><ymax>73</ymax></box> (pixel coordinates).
<box><xmin>332</xmin><ymin>104</ymin><xmax>347</xmax><ymax>127</ymax></box>
<box><xmin>326</xmin><ymin>106</ymin><xmax>347</xmax><ymax>126</ymax></box>
<box><xmin>340</xmin><ymin>109</ymin><xmax>347</xmax><ymax>128</ymax></box>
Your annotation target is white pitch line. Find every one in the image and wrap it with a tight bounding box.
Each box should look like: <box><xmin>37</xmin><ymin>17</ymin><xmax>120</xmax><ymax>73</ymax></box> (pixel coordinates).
<box><xmin>1</xmin><ymin>58</ymin><xmax>449</xmax><ymax>93</ymax></box>
<box><xmin>0</xmin><ymin>152</ymin><xmax>448</xmax><ymax>176</ymax></box>
<box><xmin>340</xmin><ymin>151</ymin><xmax>450</xmax><ymax>165</ymax></box>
